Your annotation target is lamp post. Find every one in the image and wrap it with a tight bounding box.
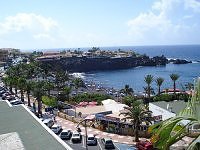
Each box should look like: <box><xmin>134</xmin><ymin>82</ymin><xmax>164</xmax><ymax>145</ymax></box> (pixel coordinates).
<box><xmin>84</xmin><ymin>119</ymin><xmax>88</xmax><ymax>150</ymax></box>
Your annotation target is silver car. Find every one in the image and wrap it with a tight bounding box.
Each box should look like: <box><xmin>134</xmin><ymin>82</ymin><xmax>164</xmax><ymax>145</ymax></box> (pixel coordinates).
<box><xmin>87</xmin><ymin>134</ymin><xmax>97</xmax><ymax>145</ymax></box>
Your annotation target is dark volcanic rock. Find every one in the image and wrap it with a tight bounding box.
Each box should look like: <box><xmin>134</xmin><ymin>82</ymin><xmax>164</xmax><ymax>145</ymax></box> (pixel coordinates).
<box><xmin>38</xmin><ymin>55</ymin><xmax>168</xmax><ymax>72</ymax></box>
<box><xmin>169</xmin><ymin>59</ymin><xmax>192</xmax><ymax>64</ymax></box>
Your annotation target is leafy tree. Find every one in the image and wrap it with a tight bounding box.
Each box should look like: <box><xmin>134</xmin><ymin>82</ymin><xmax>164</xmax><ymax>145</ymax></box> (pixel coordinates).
<box><xmin>155</xmin><ymin>77</ymin><xmax>164</xmax><ymax>95</ymax></box>
<box><xmin>120</xmin><ymin>101</ymin><xmax>153</xmax><ymax>142</ymax></box>
<box><xmin>170</xmin><ymin>73</ymin><xmax>180</xmax><ymax>94</ymax></box>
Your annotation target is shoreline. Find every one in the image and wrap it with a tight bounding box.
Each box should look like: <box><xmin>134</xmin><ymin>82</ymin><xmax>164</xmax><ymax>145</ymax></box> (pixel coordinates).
<box><xmin>70</xmin><ymin>61</ymin><xmax>199</xmax><ymax>94</ymax></box>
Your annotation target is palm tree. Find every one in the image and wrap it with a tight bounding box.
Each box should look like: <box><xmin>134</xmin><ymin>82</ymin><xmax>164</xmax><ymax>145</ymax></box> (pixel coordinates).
<box><xmin>32</xmin><ymin>81</ymin><xmax>45</xmax><ymax>116</ymax></box>
<box><xmin>72</xmin><ymin>78</ymin><xmax>85</xmax><ymax>93</ymax></box>
<box><xmin>120</xmin><ymin>100</ymin><xmax>153</xmax><ymax>142</ymax></box>
<box><xmin>143</xmin><ymin>86</ymin><xmax>154</xmax><ymax>97</ymax></box>
<box><xmin>155</xmin><ymin>77</ymin><xmax>164</xmax><ymax>95</ymax></box>
<box><xmin>185</xmin><ymin>82</ymin><xmax>194</xmax><ymax>91</ymax></box>
<box><xmin>12</xmin><ymin>76</ymin><xmax>19</xmax><ymax>95</ymax></box>
<box><xmin>2</xmin><ymin>76</ymin><xmax>12</xmax><ymax>93</ymax></box>
<box><xmin>55</xmin><ymin>70</ymin><xmax>69</xmax><ymax>89</ymax></box>
<box><xmin>144</xmin><ymin>74</ymin><xmax>154</xmax><ymax>101</ymax></box>
<box><xmin>58</xmin><ymin>87</ymin><xmax>71</xmax><ymax>102</ymax></box>
<box><xmin>17</xmin><ymin>77</ymin><xmax>26</xmax><ymax>103</ymax></box>
<box><xmin>120</xmin><ymin>84</ymin><xmax>134</xmax><ymax>96</ymax></box>
<box><xmin>149</xmin><ymin>77</ymin><xmax>200</xmax><ymax>150</ymax></box>
<box><xmin>170</xmin><ymin>74</ymin><xmax>180</xmax><ymax>94</ymax></box>
<box><xmin>25</xmin><ymin>80</ymin><xmax>33</xmax><ymax>107</ymax></box>
<box><xmin>43</xmin><ymin>81</ymin><xmax>54</xmax><ymax>96</ymax></box>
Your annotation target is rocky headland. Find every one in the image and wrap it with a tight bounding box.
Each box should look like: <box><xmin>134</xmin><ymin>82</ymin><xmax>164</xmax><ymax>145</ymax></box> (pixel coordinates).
<box><xmin>36</xmin><ymin>49</ymin><xmax>192</xmax><ymax>72</ymax></box>
<box><xmin>37</xmin><ymin>55</ymin><xmax>168</xmax><ymax>72</ymax></box>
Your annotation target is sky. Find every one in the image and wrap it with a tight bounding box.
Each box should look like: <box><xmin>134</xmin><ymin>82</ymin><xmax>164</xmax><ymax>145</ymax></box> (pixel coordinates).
<box><xmin>0</xmin><ymin>0</ymin><xmax>200</xmax><ymax>50</ymax></box>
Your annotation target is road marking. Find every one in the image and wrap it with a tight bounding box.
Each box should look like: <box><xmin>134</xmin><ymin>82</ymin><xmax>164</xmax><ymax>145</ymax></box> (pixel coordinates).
<box><xmin>114</xmin><ymin>143</ymin><xmax>120</xmax><ymax>150</ymax></box>
<box><xmin>97</xmin><ymin>139</ymin><xmax>103</xmax><ymax>150</ymax></box>
<box><xmin>82</xmin><ymin>136</ymin><xmax>86</xmax><ymax>148</ymax></box>
<box><xmin>87</xmin><ymin>129</ymin><xmax>93</xmax><ymax>132</ymax></box>
<box><xmin>108</xmin><ymin>134</ymin><xmax>114</xmax><ymax>137</ymax></box>
<box><xmin>118</xmin><ymin>136</ymin><xmax>124</xmax><ymax>138</ymax></box>
<box><xmin>94</xmin><ymin>130</ymin><xmax>100</xmax><ymax>133</ymax></box>
<box><xmin>102</xmin><ymin>132</ymin><xmax>108</xmax><ymax>135</ymax></box>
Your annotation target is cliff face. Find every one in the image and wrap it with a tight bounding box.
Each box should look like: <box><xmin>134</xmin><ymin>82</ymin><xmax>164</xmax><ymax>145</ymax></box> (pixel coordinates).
<box><xmin>39</xmin><ymin>55</ymin><xmax>168</xmax><ymax>72</ymax></box>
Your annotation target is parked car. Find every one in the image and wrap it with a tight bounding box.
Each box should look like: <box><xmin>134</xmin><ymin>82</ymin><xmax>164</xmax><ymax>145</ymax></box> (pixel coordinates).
<box><xmin>136</xmin><ymin>141</ymin><xmax>153</xmax><ymax>150</ymax></box>
<box><xmin>43</xmin><ymin>119</ymin><xmax>54</xmax><ymax>128</ymax></box>
<box><xmin>51</xmin><ymin>124</ymin><xmax>62</xmax><ymax>134</ymax></box>
<box><xmin>10</xmin><ymin>99</ymin><xmax>23</xmax><ymax>105</ymax></box>
<box><xmin>2</xmin><ymin>93</ymin><xmax>12</xmax><ymax>100</ymax></box>
<box><xmin>101</xmin><ymin>138</ymin><xmax>115</xmax><ymax>149</ymax></box>
<box><xmin>71</xmin><ymin>131</ymin><xmax>82</xmax><ymax>143</ymax></box>
<box><xmin>6</xmin><ymin>96</ymin><xmax>16</xmax><ymax>101</ymax></box>
<box><xmin>0</xmin><ymin>91</ymin><xmax>7</xmax><ymax>97</ymax></box>
<box><xmin>60</xmin><ymin>129</ymin><xmax>72</xmax><ymax>140</ymax></box>
<box><xmin>87</xmin><ymin>134</ymin><xmax>97</xmax><ymax>146</ymax></box>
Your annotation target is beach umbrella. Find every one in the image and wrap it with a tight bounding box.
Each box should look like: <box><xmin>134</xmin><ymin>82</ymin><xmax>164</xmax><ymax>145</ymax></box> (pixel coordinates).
<box><xmin>89</xmin><ymin>101</ymin><xmax>97</xmax><ymax>106</ymax></box>
<box><xmin>79</xmin><ymin>101</ymin><xmax>88</xmax><ymax>107</ymax></box>
<box><xmin>85</xmin><ymin>114</ymin><xmax>95</xmax><ymax>120</ymax></box>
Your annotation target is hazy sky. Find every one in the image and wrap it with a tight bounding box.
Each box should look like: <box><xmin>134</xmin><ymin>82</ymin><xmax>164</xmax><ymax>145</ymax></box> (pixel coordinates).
<box><xmin>0</xmin><ymin>0</ymin><xmax>200</xmax><ymax>50</ymax></box>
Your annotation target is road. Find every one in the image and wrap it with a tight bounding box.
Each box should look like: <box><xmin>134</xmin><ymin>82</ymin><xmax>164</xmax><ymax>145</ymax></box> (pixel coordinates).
<box><xmin>62</xmin><ymin>134</ymin><xmax>137</xmax><ymax>150</ymax></box>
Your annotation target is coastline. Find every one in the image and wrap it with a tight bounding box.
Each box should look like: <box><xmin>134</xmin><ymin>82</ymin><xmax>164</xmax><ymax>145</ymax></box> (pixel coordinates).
<box><xmin>72</xmin><ymin>62</ymin><xmax>200</xmax><ymax>93</ymax></box>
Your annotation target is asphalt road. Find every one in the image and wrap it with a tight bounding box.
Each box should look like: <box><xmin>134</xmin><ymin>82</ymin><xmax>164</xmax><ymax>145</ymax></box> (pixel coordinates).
<box><xmin>62</xmin><ymin>135</ymin><xmax>137</xmax><ymax>150</ymax></box>
<box><xmin>64</xmin><ymin>135</ymin><xmax>118</xmax><ymax>150</ymax></box>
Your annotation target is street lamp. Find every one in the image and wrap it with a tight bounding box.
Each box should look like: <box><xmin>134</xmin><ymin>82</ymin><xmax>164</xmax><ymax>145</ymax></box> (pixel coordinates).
<box><xmin>84</xmin><ymin>119</ymin><xmax>88</xmax><ymax>150</ymax></box>
<box><xmin>76</xmin><ymin>119</ymin><xmax>88</xmax><ymax>150</ymax></box>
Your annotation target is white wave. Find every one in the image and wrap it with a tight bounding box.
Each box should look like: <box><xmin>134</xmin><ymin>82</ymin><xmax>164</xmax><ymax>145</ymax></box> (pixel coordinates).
<box><xmin>70</xmin><ymin>72</ymin><xmax>85</xmax><ymax>79</ymax></box>
<box><xmin>167</xmin><ymin>57</ymin><xmax>176</xmax><ymax>60</ymax></box>
<box><xmin>192</xmin><ymin>61</ymin><xmax>200</xmax><ymax>63</ymax></box>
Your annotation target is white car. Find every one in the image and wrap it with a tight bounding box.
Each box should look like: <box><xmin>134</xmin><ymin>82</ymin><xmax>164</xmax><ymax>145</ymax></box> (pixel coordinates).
<box><xmin>51</xmin><ymin>124</ymin><xmax>62</xmax><ymax>134</ymax></box>
<box><xmin>60</xmin><ymin>129</ymin><xmax>72</xmax><ymax>140</ymax></box>
<box><xmin>43</xmin><ymin>119</ymin><xmax>54</xmax><ymax>128</ymax></box>
<box><xmin>87</xmin><ymin>134</ymin><xmax>97</xmax><ymax>145</ymax></box>
<box><xmin>71</xmin><ymin>131</ymin><xmax>82</xmax><ymax>143</ymax></box>
<box><xmin>10</xmin><ymin>99</ymin><xmax>23</xmax><ymax>105</ymax></box>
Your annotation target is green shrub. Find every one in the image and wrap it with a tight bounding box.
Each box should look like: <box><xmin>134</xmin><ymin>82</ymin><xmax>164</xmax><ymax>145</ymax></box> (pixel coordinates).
<box><xmin>122</xmin><ymin>96</ymin><xmax>136</xmax><ymax>106</ymax></box>
<box><xmin>153</xmin><ymin>93</ymin><xmax>190</xmax><ymax>102</ymax></box>
<box><xmin>71</xmin><ymin>93</ymin><xmax>111</xmax><ymax>105</ymax></box>
<box><xmin>153</xmin><ymin>94</ymin><xmax>174</xmax><ymax>102</ymax></box>
<box><xmin>42</xmin><ymin>96</ymin><xmax>57</xmax><ymax>107</ymax></box>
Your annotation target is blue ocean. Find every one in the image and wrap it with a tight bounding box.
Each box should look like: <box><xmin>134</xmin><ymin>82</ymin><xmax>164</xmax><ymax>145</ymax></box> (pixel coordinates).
<box><xmin>83</xmin><ymin>45</ymin><xmax>200</xmax><ymax>92</ymax></box>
